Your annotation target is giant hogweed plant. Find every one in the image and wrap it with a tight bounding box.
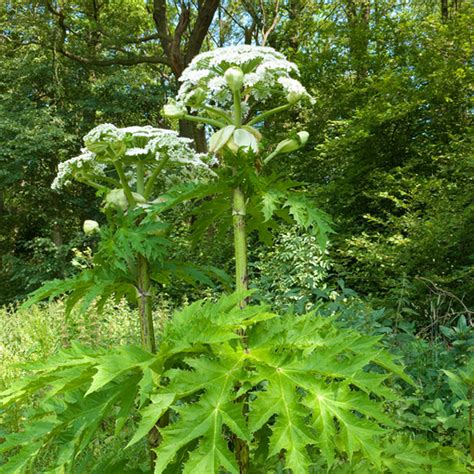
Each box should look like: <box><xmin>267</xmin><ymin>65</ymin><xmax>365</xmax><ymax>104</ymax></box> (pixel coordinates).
<box><xmin>25</xmin><ymin>125</ymin><xmax>223</xmax><ymax>352</ymax></box>
<box><xmin>0</xmin><ymin>46</ymin><xmax>468</xmax><ymax>473</ymax></box>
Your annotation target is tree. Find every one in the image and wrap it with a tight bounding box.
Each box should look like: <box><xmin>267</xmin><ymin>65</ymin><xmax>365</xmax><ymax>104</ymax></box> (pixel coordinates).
<box><xmin>4</xmin><ymin>0</ymin><xmax>220</xmax><ymax>149</ymax></box>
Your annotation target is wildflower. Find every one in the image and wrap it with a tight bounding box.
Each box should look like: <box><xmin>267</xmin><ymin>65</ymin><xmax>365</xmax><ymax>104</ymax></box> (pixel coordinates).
<box><xmin>176</xmin><ymin>45</ymin><xmax>311</xmax><ymax>108</ymax></box>
<box><xmin>52</xmin><ymin>126</ymin><xmax>210</xmax><ymax>190</ymax></box>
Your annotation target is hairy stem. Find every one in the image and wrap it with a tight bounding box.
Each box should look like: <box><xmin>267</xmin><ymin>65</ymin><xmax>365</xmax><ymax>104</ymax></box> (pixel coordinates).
<box><xmin>232</xmin><ymin>186</ymin><xmax>249</xmax><ymax>474</ymax></box>
<box><xmin>231</xmin><ymin>86</ymin><xmax>250</xmax><ymax>473</ymax></box>
<box><xmin>136</xmin><ymin>255</ymin><xmax>156</xmax><ymax>354</ymax></box>
<box><xmin>232</xmin><ymin>186</ymin><xmax>248</xmax><ymax>300</ymax></box>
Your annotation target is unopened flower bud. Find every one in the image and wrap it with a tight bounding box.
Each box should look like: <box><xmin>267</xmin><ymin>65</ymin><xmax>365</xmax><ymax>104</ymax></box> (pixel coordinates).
<box><xmin>83</xmin><ymin>220</ymin><xmax>99</xmax><ymax>235</ymax></box>
<box><xmin>226</xmin><ymin>127</ymin><xmax>261</xmax><ymax>155</ymax></box>
<box><xmin>287</xmin><ymin>91</ymin><xmax>304</xmax><ymax>104</ymax></box>
<box><xmin>105</xmin><ymin>189</ymin><xmax>146</xmax><ymax>210</ymax></box>
<box><xmin>224</xmin><ymin>67</ymin><xmax>244</xmax><ymax>92</ymax></box>
<box><xmin>163</xmin><ymin>103</ymin><xmax>186</xmax><ymax>120</ymax></box>
<box><xmin>273</xmin><ymin>131</ymin><xmax>309</xmax><ymax>155</ymax></box>
<box><xmin>297</xmin><ymin>131</ymin><xmax>309</xmax><ymax>145</ymax></box>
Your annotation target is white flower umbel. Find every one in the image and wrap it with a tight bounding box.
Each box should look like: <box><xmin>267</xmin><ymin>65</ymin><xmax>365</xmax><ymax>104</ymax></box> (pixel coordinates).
<box><xmin>176</xmin><ymin>45</ymin><xmax>311</xmax><ymax>109</ymax></box>
<box><xmin>52</xmin><ymin>125</ymin><xmax>210</xmax><ymax>193</ymax></box>
<box><xmin>144</xmin><ymin>132</ymin><xmax>209</xmax><ymax>168</ymax></box>
<box><xmin>83</xmin><ymin>123</ymin><xmax>123</xmax><ymax>144</ymax></box>
<box><xmin>51</xmin><ymin>149</ymin><xmax>106</xmax><ymax>190</ymax></box>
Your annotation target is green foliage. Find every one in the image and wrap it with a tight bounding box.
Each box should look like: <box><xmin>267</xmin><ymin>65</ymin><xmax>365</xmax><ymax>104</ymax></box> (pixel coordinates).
<box><xmin>0</xmin><ymin>343</ymin><xmax>156</xmax><ymax>473</ymax></box>
<box><xmin>153</xmin><ymin>163</ymin><xmax>333</xmax><ymax>251</ymax></box>
<box><xmin>336</xmin><ymin>306</ymin><xmax>474</xmax><ymax>463</ymax></box>
<box><xmin>0</xmin><ymin>299</ymin><xmax>169</xmax><ymax>389</ymax></box>
<box><xmin>0</xmin><ymin>4</ymin><xmax>169</xmax><ymax>305</ymax></box>
<box><xmin>2</xmin><ymin>292</ymin><xmax>470</xmax><ymax>472</ymax></box>
<box><xmin>268</xmin><ymin>2</ymin><xmax>474</xmax><ymax>319</ymax></box>
<box><xmin>24</xmin><ymin>206</ymin><xmax>227</xmax><ymax>316</ymax></box>
<box><xmin>250</xmin><ymin>225</ymin><xmax>332</xmax><ymax>313</ymax></box>
<box><xmin>1</xmin><ymin>2</ymin><xmax>472</xmax><ymax>471</ymax></box>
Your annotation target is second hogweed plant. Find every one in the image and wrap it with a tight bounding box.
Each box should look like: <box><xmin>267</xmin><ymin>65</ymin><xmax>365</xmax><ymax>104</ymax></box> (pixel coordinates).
<box><xmin>0</xmin><ymin>46</ymin><xmax>468</xmax><ymax>473</ymax></box>
<box><xmin>30</xmin><ymin>124</ymin><xmax>219</xmax><ymax>353</ymax></box>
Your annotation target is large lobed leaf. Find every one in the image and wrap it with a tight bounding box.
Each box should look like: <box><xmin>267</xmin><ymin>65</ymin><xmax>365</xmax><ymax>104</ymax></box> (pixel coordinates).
<box><xmin>143</xmin><ymin>293</ymin><xmax>419</xmax><ymax>473</ymax></box>
<box><xmin>2</xmin><ymin>294</ymin><xmax>468</xmax><ymax>473</ymax></box>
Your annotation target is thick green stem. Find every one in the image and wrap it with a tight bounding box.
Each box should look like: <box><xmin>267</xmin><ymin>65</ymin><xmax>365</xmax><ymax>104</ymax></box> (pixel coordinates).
<box><xmin>136</xmin><ymin>255</ymin><xmax>156</xmax><ymax>354</ymax></box>
<box><xmin>183</xmin><ymin>113</ymin><xmax>225</xmax><ymax>129</ymax></box>
<box><xmin>233</xmin><ymin>90</ymin><xmax>242</xmax><ymax>127</ymax></box>
<box><xmin>247</xmin><ymin>103</ymin><xmax>292</xmax><ymax>126</ymax></box>
<box><xmin>232</xmin><ymin>86</ymin><xmax>246</xmax><ymax>297</ymax></box>
<box><xmin>144</xmin><ymin>155</ymin><xmax>170</xmax><ymax>200</ymax></box>
<box><xmin>232</xmin><ymin>85</ymin><xmax>249</xmax><ymax>474</ymax></box>
<box><xmin>136</xmin><ymin>161</ymin><xmax>145</xmax><ymax>195</ymax></box>
<box><xmin>232</xmin><ymin>186</ymin><xmax>248</xmax><ymax>299</ymax></box>
<box><xmin>233</xmin><ymin>185</ymin><xmax>249</xmax><ymax>474</ymax></box>
<box><xmin>114</xmin><ymin>162</ymin><xmax>136</xmax><ymax>206</ymax></box>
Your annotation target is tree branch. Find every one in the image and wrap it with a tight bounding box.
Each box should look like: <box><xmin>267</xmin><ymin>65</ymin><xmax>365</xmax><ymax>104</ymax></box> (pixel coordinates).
<box><xmin>47</xmin><ymin>0</ymin><xmax>171</xmax><ymax>68</ymax></box>
<box><xmin>153</xmin><ymin>0</ymin><xmax>173</xmax><ymax>59</ymax></box>
<box><xmin>59</xmin><ymin>48</ymin><xmax>172</xmax><ymax>67</ymax></box>
<box><xmin>184</xmin><ymin>0</ymin><xmax>219</xmax><ymax>66</ymax></box>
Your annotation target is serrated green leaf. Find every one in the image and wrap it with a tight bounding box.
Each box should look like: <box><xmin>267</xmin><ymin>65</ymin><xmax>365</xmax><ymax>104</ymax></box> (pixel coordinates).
<box><xmin>261</xmin><ymin>191</ymin><xmax>282</xmax><ymax>221</ymax></box>
<box><xmin>86</xmin><ymin>345</ymin><xmax>154</xmax><ymax>395</ymax></box>
<box><xmin>127</xmin><ymin>393</ymin><xmax>174</xmax><ymax>447</ymax></box>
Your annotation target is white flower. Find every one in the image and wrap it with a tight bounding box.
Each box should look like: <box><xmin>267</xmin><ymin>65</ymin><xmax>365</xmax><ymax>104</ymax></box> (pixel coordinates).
<box><xmin>126</xmin><ymin>147</ymin><xmax>148</xmax><ymax>156</ymax></box>
<box><xmin>144</xmin><ymin>133</ymin><xmax>209</xmax><ymax>168</ymax></box>
<box><xmin>51</xmin><ymin>149</ymin><xmax>106</xmax><ymax>190</ymax></box>
<box><xmin>176</xmin><ymin>45</ymin><xmax>311</xmax><ymax>109</ymax></box>
<box><xmin>83</xmin><ymin>123</ymin><xmax>123</xmax><ymax>145</ymax></box>
<box><xmin>121</xmin><ymin>126</ymin><xmax>171</xmax><ymax>138</ymax></box>
<box><xmin>278</xmin><ymin>77</ymin><xmax>305</xmax><ymax>93</ymax></box>
<box><xmin>53</xmin><ymin>125</ymin><xmax>209</xmax><ymax>190</ymax></box>
<box><xmin>207</xmin><ymin>76</ymin><xmax>227</xmax><ymax>93</ymax></box>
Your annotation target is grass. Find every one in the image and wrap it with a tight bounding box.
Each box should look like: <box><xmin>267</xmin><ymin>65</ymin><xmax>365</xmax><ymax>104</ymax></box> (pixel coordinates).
<box><xmin>0</xmin><ymin>298</ymin><xmax>170</xmax><ymax>390</ymax></box>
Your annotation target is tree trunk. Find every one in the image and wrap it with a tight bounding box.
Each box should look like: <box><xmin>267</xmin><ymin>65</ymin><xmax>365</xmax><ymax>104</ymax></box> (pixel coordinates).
<box><xmin>441</xmin><ymin>0</ymin><xmax>449</xmax><ymax>19</ymax></box>
<box><xmin>179</xmin><ymin>119</ymin><xmax>207</xmax><ymax>152</ymax></box>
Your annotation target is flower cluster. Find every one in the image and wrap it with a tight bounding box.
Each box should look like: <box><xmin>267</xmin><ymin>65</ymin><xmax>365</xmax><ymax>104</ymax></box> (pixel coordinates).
<box><xmin>52</xmin><ymin>124</ymin><xmax>208</xmax><ymax>190</ymax></box>
<box><xmin>176</xmin><ymin>45</ymin><xmax>311</xmax><ymax>109</ymax></box>
<box><xmin>51</xmin><ymin>149</ymin><xmax>106</xmax><ymax>190</ymax></box>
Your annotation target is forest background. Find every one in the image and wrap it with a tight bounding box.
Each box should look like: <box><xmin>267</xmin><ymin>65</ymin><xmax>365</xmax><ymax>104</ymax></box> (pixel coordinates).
<box><xmin>0</xmin><ymin>0</ymin><xmax>473</xmax><ymax>469</ymax></box>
